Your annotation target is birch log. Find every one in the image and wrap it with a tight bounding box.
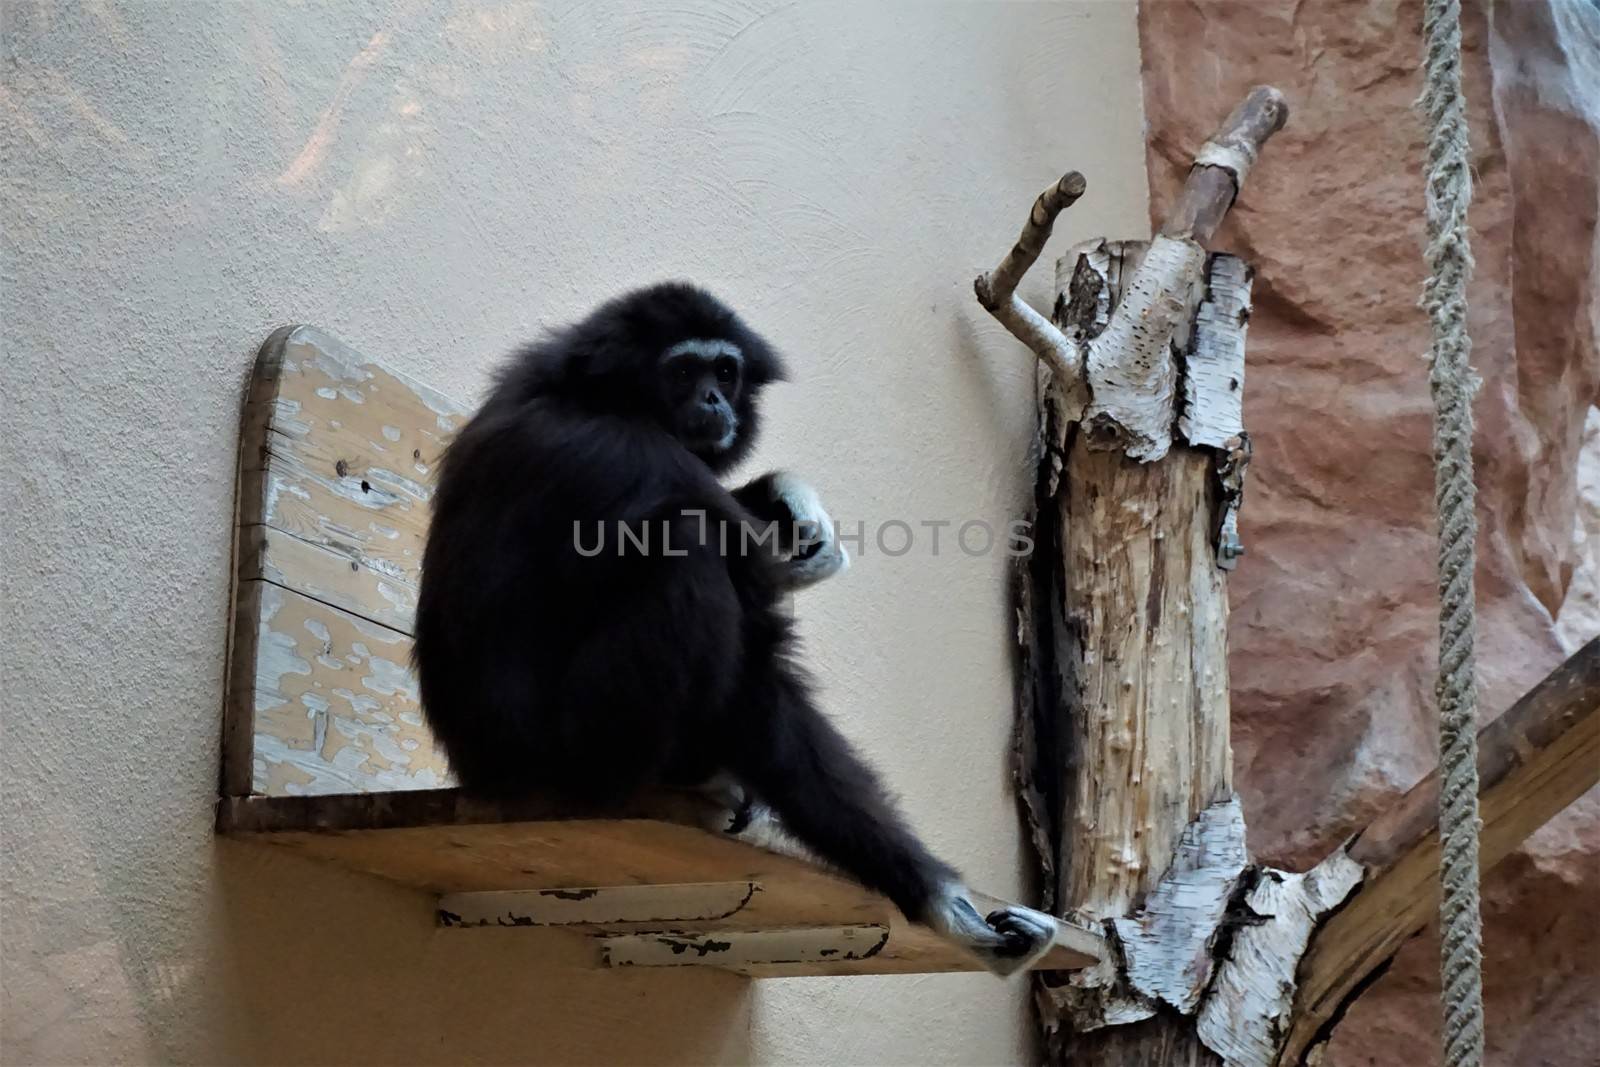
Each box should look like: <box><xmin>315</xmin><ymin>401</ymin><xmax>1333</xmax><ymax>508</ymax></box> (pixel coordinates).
<box><xmin>984</xmin><ymin>87</ymin><xmax>1287</xmax><ymax>1066</ymax></box>
<box><xmin>1037</xmin><ymin>243</ymin><xmax>1238</xmax><ymax>1067</ymax></box>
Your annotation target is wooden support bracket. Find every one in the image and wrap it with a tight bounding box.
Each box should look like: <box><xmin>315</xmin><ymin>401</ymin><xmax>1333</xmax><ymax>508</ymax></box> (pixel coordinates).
<box><xmin>437</xmin><ymin>882</ymin><xmax>760</xmax><ymax>928</ymax></box>
<box><xmin>600</xmin><ymin>926</ymin><xmax>892</xmax><ymax>974</ymax></box>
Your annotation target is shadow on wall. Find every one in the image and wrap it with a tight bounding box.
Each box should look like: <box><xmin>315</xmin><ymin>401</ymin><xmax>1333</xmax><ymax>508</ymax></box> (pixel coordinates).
<box><xmin>208</xmin><ymin>842</ymin><xmax>754</xmax><ymax>1065</ymax></box>
<box><xmin>2</xmin><ymin>802</ymin><xmax>752</xmax><ymax>1064</ymax></box>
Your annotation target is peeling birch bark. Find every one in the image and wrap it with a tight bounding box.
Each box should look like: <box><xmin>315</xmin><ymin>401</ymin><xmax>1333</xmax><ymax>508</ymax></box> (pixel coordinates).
<box><xmin>1183</xmin><ymin>253</ymin><xmax>1254</xmax><ymax>568</ymax></box>
<box><xmin>1197</xmin><ymin>853</ymin><xmax>1362</xmax><ymax>1067</ymax></box>
<box><xmin>1116</xmin><ymin>798</ymin><xmax>1250</xmax><ymax>1016</ymax></box>
<box><xmin>1042</xmin><ymin>799</ymin><xmax>1250</xmax><ymax>1037</ymax></box>
<box><xmin>1080</xmin><ymin>235</ymin><xmax>1207</xmax><ymax>460</ymax></box>
<box><xmin>1180</xmin><ymin>254</ymin><xmax>1252</xmax><ymax>450</ymax></box>
<box><xmin>1162</xmin><ymin>88</ymin><xmax>1289</xmax><ymax>244</ymax></box>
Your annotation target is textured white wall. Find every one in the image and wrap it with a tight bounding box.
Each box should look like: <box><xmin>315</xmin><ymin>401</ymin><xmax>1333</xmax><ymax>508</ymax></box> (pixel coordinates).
<box><xmin>0</xmin><ymin>2</ymin><xmax>1148</xmax><ymax>1063</ymax></box>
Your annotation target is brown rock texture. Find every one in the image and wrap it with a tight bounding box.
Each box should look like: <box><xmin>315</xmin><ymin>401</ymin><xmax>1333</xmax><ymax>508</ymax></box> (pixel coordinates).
<box><xmin>1136</xmin><ymin>0</ymin><xmax>1600</xmax><ymax>1063</ymax></box>
<box><xmin>1555</xmin><ymin>409</ymin><xmax>1600</xmax><ymax>650</ymax></box>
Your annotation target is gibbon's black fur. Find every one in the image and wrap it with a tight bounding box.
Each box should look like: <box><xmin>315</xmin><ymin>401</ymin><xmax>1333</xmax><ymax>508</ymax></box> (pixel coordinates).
<box><xmin>414</xmin><ymin>283</ymin><xmax>1047</xmax><ymax>965</ymax></box>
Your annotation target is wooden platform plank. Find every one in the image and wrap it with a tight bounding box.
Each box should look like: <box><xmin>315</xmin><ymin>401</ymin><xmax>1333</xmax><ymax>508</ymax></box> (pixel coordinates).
<box><xmin>243</xmin><ymin>525</ymin><xmax>418</xmax><ymax>633</ymax></box>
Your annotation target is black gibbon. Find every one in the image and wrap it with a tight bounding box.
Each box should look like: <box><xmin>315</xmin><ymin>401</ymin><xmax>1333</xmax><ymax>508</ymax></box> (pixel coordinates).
<box><xmin>414</xmin><ymin>282</ymin><xmax>1052</xmax><ymax>973</ymax></box>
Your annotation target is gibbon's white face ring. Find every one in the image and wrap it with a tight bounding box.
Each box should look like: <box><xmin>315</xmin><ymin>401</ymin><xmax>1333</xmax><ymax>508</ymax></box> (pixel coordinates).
<box><xmin>664</xmin><ymin>338</ymin><xmax>743</xmax><ymax>361</ymax></box>
<box><xmin>665</xmin><ymin>338</ymin><xmax>745</xmax><ymax>452</ymax></box>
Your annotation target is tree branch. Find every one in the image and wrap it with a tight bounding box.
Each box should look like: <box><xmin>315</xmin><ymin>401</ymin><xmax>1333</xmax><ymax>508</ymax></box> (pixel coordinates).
<box><xmin>1160</xmin><ymin>85</ymin><xmax>1289</xmax><ymax>244</ymax></box>
<box><xmin>975</xmin><ymin>172</ymin><xmax>1087</xmax><ymax>383</ymax></box>
<box><xmin>1278</xmin><ymin>636</ymin><xmax>1600</xmax><ymax>1064</ymax></box>
<box><xmin>1074</xmin><ymin>85</ymin><xmax>1285</xmax><ymax>461</ymax></box>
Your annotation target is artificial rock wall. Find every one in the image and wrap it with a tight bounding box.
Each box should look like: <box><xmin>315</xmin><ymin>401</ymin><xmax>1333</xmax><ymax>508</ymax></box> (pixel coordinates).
<box><xmin>1137</xmin><ymin>0</ymin><xmax>1599</xmax><ymax>1062</ymax></box>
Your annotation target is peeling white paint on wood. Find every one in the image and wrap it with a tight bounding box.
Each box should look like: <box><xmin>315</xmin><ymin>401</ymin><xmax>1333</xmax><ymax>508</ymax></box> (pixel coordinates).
<box><xmin>247</xmin><ymin>580</ymin><xmax>450</xmax><ymax>794</ymax></box>
<box><xmin>254</xmin><ymin>327</ymin><xmax>464</xmax><ymax>589</ymax></box>
<box><xmin>437</xmin><ymin>882</ymin><xmax>759</xmax><ymax>928</ymax></box>
<box><xmin>600</xmin><ymin>924</ymin><xmax>891</xmax><ymax>971</ymax></box>
<box><xmin>250</xmin><ymin>527</ymin><xmax>417</xmax><ymax>632</ymax></box>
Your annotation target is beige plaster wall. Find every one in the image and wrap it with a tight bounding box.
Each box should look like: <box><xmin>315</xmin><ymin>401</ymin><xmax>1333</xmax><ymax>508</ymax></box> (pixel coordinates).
<box><xmin>0</xmin><ymin>2</ymin><xmax>1149</xmax><ymax>1063</ymax></box>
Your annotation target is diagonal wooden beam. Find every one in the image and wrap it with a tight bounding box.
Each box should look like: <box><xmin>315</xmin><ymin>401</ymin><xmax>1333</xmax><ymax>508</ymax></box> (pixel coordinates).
<box><xmin>1278</xmin><ymin>636</ymin><xmax>1600</xmax><ymax>1064</ymax></box>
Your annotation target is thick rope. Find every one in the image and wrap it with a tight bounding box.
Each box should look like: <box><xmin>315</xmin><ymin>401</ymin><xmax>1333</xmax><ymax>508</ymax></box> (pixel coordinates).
<box><xmin>1420</xmin><ymin>0</ymin><xmax>1485</xmax><ymax>1063</ymax></box>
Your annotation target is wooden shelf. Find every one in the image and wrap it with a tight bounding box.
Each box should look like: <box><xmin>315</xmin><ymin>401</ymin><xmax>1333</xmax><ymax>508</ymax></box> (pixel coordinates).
<box><xmin>217</xmin><ymin>326</ymin><xmax>1103</xmax><ymax>978</ymax></box>
<box><xmin>218</xmin><ymin>788</ymin><xmax>1103</xmax><ymax>976</ymax></box>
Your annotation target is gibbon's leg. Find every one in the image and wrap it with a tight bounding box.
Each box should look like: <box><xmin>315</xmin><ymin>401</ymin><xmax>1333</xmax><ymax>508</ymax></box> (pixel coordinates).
<box><xmin>727</xmin><ymin>668</ymin><xmax>1054</xmax><ymax>976</ymax></box>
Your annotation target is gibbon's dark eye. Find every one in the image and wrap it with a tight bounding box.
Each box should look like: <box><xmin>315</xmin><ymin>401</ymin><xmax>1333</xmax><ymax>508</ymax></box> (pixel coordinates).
<box><xmin>715</xmin><ymin>357</ymin><xmax>738</xmax><ymax>384</ymax></box>
<box><xmin>672</xmin><ymin>363</ymin><xmax>693</xmax><ymax>384</ymax></box>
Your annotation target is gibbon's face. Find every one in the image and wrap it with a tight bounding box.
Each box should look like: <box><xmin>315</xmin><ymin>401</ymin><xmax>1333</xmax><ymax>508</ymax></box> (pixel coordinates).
<box><xmin>548</xmin><ymin>282</ymin><xmax>783</xmax><ymax>472</ymax></box>
<box><xmin>658</xmin><ymin>338</ymin><xmax>746</xmax><ymax>456</ymax></box>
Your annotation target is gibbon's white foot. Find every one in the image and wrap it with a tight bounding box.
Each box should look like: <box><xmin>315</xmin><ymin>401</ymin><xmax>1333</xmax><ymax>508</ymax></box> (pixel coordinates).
<box><xmin>686</xmin><ymin>771</ymin><xmax>753</xmax><ymax>833</ymax></box>
<box><xmin>924</xmin><ymin>881</ymin><xmax>1057</xmax><ymax>977</ymax></box>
